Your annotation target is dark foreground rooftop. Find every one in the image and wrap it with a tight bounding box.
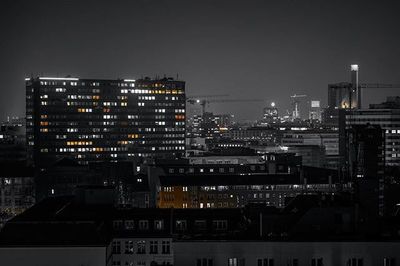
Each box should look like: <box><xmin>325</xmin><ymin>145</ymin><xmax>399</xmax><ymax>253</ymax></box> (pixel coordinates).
<box><xmin>1</xmin><ymin>191</ymin><xmax>400</xmax><ymax>247</ymax></box>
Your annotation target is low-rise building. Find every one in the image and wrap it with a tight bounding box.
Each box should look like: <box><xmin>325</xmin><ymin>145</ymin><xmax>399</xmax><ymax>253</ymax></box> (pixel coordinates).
<box><xmin>0</xmin><ymin>163</ymin><xmax>34</xmax><ymax>227</ymax></box>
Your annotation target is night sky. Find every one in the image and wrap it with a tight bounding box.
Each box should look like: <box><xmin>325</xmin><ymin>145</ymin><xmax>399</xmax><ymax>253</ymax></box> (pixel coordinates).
<box><xmin>1</xmin><ymin>0</ymin><xmax>400</xmax><ymax>121</ymax></box>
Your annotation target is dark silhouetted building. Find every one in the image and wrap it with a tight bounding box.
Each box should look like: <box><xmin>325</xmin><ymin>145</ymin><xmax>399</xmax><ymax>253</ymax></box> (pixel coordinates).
<box><xmin>35</xmin><ymin>158</ymin><xmax>151</xmax><ymax>207</ymax></box>
<box><xmin>0</xmin><ymin>118</ymin><xmax>26</xmax><ymax>163</ymax></box>
<box><xmin>1</xmin><ymin>192</ymin><xmax>400</xmax><ymax>266</ymax></box>
<box><xmin>347</xmin><ymin>124</ymin><xmax>385</xmax><ymax>217</ymax></box>
<box><xmin>0</xmin><ymin>163</ymin><xmax>34</xmax><ymax>227</ymax></box>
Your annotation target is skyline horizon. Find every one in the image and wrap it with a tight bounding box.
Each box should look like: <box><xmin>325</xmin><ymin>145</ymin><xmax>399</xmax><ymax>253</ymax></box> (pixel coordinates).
<box><xmin>2</xmin><ymin>0</ymin><xmax>400</xmax><ymax>121</ymax></box>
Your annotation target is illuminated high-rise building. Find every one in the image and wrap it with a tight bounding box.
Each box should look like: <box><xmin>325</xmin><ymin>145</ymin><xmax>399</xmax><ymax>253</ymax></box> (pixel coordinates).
<box><xmin>26</xmin><ymin>76</ymin><xmax>186</xmax><ymax>166</ymax></box>
<box><xmin>309</xmin><ymin>100</ymin><xmax>322</xmax><ymax>121</ymax></box>
<box><xmin>262</xmin><ymin>102</ymin><xmax>279</xmax><ymax>124</ymax></box>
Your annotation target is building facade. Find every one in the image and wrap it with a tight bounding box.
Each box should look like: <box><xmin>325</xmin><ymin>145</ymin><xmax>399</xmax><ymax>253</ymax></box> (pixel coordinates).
<box><xmin>345</xmin><ymin>100</ymin><xmax>400</xmax><ymax>167</ymax></box>
<box><xmin>0</xmin><ymin>118</ymin><xmax>26</xmax><ymax>163</ymax></box>
<box><xmin>26</xmin><ymin>76</ymin><xmax>185</xmax><ymax>166</ymax></box>
<box><xmin>0</xmin><ymin>164</ymin><xmax>35</xmax><ymax>228</ymax></box>
<box><xmin>281</xmin><ymin>130</ymin><xmax>339</xmax><ymax>169</ymax></box>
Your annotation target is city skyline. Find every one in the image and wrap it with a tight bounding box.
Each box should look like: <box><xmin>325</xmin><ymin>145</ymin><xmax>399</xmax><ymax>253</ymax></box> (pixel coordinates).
<box><xmin>2</xmin><ymin>0</ymin><xmax>400</xmax><ymax>121</ymax></box>
<box><xmin>2</xmin><ymin>1</ymin><xmax>400</xmax><ymax>265</ymax></box>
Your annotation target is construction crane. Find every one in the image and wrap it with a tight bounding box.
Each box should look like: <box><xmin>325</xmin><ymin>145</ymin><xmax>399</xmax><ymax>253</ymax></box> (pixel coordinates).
<box><xmin>360</xmin><ymin>83</ymin><xmax>400</xmax><ymax>89</ymax></box>
<box><xmin>348</xmin><ymin>65</ymin><xmax>400</xmax><ymax>109</ymax></box>
<box><xmin>187</xmin><ymin>94</ymin><xmax>230</xmax><ymax>116</ymax></box>
<box><xmin>187</xmin><ymin>98</ymin><xmax>265</xmax><ymax>116</ymax></box>
<box><xmin>186</xmin><ymin>94</ymin><xmax>229</xmax><ymax>99</ymax></box>
<box><xmin>290</xmin><ymin>94</ymin><xmax>307</xmax><ymax>120</ymax></box>
<box><xmin>344</xmin><ymin>83</ymin><xmax>400</xmax><ymax>109</ymax></box>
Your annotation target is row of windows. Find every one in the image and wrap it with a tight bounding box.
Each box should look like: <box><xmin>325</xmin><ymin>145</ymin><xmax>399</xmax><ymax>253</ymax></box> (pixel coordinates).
<box><xmin>168</xmin><ymin>165</ymin><xmax>266</xmax><ymax>174</ymax></box>
<box><xmin>112</xmin><ymin>219</ymin><xmax>227</xmax><ymax>231</ymax></box>
<box><xmin>120</xmin><ymin>89</ymin><xmax>183</xmax><ymax>94</ymax></box>
<box><xmin>37</xmin><ymin>127</ymin><xmax>185</xmax><ymax>134</ymax></box>
<box><xmin>112</xmin><ymin>240</ymin><xmax>171</xmax><ymax>255</ymax></box>
<box><xmin>113</xmin><ymin>220</ymin><xmax>164</xmax><ymax>231</ymax></box>
<box><xmin>196</xmin><ymin>257</ymin><xmax>396</xmax><ymax>266</ymax></box>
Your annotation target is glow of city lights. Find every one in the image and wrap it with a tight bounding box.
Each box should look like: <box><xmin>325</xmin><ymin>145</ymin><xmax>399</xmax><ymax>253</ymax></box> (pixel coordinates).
<box><xmin>124</xmin><ymin>79</ymin><xmax>136</xmax><ymax>82</ymax></box>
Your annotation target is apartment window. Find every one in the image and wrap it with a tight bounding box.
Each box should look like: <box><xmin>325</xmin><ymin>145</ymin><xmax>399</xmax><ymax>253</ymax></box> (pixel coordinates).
<box><xmin>112</xmin><ymin>241</ymin><xmax>121</xmax><ymax>254</ymax></box>
<box><xmin>125</xmin><ymin>220</ymin><xmax>134</xmax><ymax>230</ymax></box>
<box><xmin>113</xmin><ymin>220</ymin><xmax>123</xmax><ymax>229</ymax></box>
<box><xmin>176</xmin><ymin>220</ymin><xmax>187</xmax><ymax>231</ymax></box>
<box><xmin>125</xmin><ymin>240</ymin><xmax>134</xmax><ymax>254</ymax></box>
<box><xmin>197</xmin><ymin>258</ymin><xmax>213</xmax><ymax>266</ymax></box>
<box><xmin>195</xmin><ymin>220</ymin><xmax>207</xmax><ymax>230</ymax></box>
<box><xmin>137</xmin><ymin>240</ymin><xmax>146</xmax><ymax>254</ymax></box>
<box><xmin>154</xmin><ymin>220</ymin><xmax>164</xmax><ymax>230</ymax></box>
<box><xmin>383</xmin><ymin>258</ymin><xmax>396</xmax><ymax>266</ymax></box>
<box><xmin>150</xmin><ymin>241</ymin><xmax>158</xmax><ymax>254</ymax></box>
<box><xmin>139</xmin><ymin>220</ymin><xmax>149</xmax><ymax>230</ymax></box>
<box><xmin>228</xmin><ymin>258</ymin><xmax>238</xmax><ymax>266</ymax></box>
<box><xmin>162</xmin><ymin>240</ymin><xmax>171</xmax><ymax>254</ymax></box>
<box><xmin>258</xmin><ymin>258</ymin><xmax>274</xmax><ymax>266</ymax></box>
<box><xmin>311</xmin><ymin>258</ymin><xmax>323</xmax><ymax>266</ymax></box>
<box><xmin>347</xmin><ymin>258</ymin><xmax>363</xmax><ymax>266</ymax></box>
<box><xmin>212</xmin><ymin>220</ymin><xmax>227</xmax><ymax>230</ymax></box>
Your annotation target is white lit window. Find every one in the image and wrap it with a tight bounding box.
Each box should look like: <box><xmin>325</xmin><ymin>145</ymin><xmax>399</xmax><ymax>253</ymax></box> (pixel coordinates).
<box><xmin>154</xmin><ymin>220</ymin><xmax>164</xmax><ymax>230</ymax></box>
<box><xmin>228</xmin><ymin>258</ymin><xmax>238</xmax><ymax>266</ymax></box>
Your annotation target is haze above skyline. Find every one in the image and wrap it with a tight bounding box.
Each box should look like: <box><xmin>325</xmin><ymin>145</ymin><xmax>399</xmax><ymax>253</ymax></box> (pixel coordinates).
<box><xmin>1</xmin><ymin>0</ymin><xmax>400</xmax><ymax>121</ymax></box>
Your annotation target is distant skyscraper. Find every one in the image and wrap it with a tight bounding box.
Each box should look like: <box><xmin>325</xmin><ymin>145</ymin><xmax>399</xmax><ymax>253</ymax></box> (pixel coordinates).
<box><xmin>323</xmin><ymin>65</ymin><xmax>360</xmax><ymax>126</ymax></box>
<box><xmin>26</xmin><ymin>77</ymin><xmax>186</xmax><ymax>166</ymax></box>
<box><xmin>262</xmin><ymin>102</ymin><xmax>279</xmax><ymax>124</ymax></box>
<box><xmin>309</xmin><ymin>100</ymin><xmax>322</xmax><ymax>121</ymax></box>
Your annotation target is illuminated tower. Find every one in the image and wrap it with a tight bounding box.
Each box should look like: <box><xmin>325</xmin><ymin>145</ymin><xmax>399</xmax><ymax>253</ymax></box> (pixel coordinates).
<box><xmin>351</xmin><ymin>64</ymin><xmax>360</xmax><ymax>109</ymax></box>
<box><xmin>262</xmin><ymin>102</ymin><xmax>279</xmax><ymax>124</ymax></box>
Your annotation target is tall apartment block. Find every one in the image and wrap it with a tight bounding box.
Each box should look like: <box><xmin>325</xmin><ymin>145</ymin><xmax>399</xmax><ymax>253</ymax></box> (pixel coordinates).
<box><xmin>26</xmin><ymin>77</ymin><xmax>186</xmax><ymax>166</ymax></box>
